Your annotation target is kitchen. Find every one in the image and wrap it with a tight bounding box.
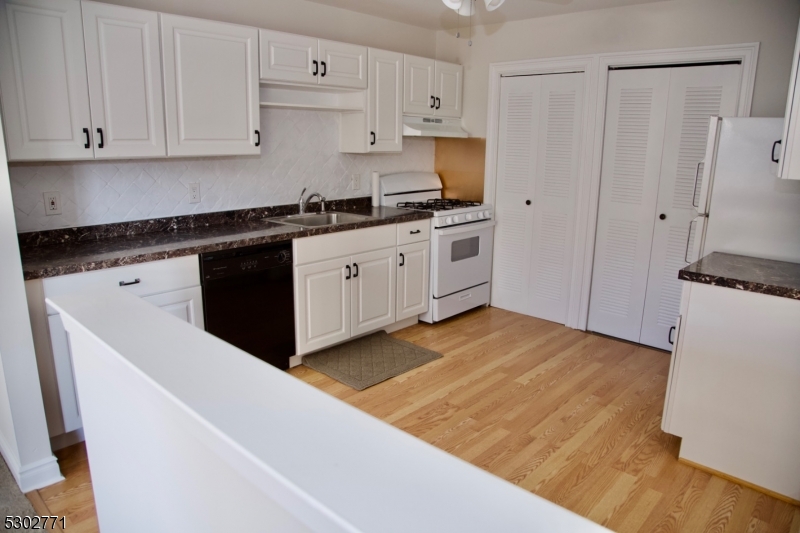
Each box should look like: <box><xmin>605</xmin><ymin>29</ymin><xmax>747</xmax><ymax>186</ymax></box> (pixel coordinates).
<box><xmin>0</xmin><ymin>0</ymin><xmax>798</xmax><ymax>531</ymax></box>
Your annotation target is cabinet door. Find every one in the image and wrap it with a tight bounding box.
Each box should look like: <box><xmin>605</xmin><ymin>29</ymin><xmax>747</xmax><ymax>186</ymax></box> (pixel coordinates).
<box><xmin>318</xmin><ymin>39</ymin><xmax>366</xmax><ymax>89</ymax></box>
<box><xmin>141</xmin><ymin>286</ymin><xmax>204</xmax><ymax>329</ymax></box>
<box><xmin>48</xmin><ymin>314</ymin><xmax>82</xmax><ymax>433</ymax></box>
<box><xmin>160</xmin><ymin>14</ymin><xmax>260</xmax><ymax>157</ymax></box>
<box><xmin>295</xmin><ymin>257</ymin><xmax>351</xmax><ymax>354</ymax></box>
<box><xmin>434</xmin><ymin>60</ymin><xmax>462</xmax><ymax>118</ymax></box>
<box><xmin>0</xmin><ymin>0</ymin><xmax>92</xmax><ymax>160</ymax></box>
<box><xmin>403</xmin><ymin>54</ymin><xmax>434</xmax><ymax>116</ymax></box>
<box><xmin>351</xmin><ymin>248</ymin><xmax>395</xmax><ymax>336</ymax></box>
<box><xmin>396</xmin><ymin>241</ymin><xmax>429</xmax><ymax>321</ymax></box>
<box><xmin>82</xmin><ymin>1</ymin><xmax>165</xmax><ymax>159</ymax></box>
<box><xmin>259</xmin><ymin>29</ymin><xmax>318</xmax><ymax>85</ymax></box>
<box><xmin>369</xmin><ymin>48</ymin><xmax>402</xmax><ymax>153</ymax></box>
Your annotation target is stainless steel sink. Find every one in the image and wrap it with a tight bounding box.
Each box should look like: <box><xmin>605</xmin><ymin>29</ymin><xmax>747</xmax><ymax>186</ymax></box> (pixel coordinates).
<box><xmin>269</xmin><ymin>212</ymin><xmax>372</xmax><ymax>228</ymax></box>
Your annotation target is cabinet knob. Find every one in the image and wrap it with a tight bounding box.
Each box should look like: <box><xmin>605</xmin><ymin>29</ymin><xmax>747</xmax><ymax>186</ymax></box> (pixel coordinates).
<box><xmin>659</xmin><ymin>214</ymin><xmax>667</xmax><ymax>220</ymax></box>
<box><xmin>525</xmin><ymin>200</ymin><xmax>531</xmax><ymax>206</ymax></box>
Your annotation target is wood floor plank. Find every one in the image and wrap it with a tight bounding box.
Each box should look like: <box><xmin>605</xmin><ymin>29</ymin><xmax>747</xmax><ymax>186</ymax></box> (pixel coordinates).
<box><xmin>38</xmin><ymin>306</ymin><xmax>797</xmax><ymax>532</ymax></box>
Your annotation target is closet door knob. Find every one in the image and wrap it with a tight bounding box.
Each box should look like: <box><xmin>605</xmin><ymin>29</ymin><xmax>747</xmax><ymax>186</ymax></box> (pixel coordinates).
<box><xmin>659</xmin><ymin>214</ymin><xmax>667</xmax><ymax>220</ymax></box>
<box><xmin>525</xmin><ymin>200</ymin><xmax>531</xmax><ymax>206</ymax></box>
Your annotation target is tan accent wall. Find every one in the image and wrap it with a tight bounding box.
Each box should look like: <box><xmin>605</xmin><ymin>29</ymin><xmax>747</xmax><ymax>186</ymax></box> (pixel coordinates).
<box><xmin>434</xmin><ymin>138</ymin><xmax>486</xmax><ymax>202</ymax></box>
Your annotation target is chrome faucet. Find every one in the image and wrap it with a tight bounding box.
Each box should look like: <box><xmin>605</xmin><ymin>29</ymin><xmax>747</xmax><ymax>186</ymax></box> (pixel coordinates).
<box><xmin>298</xmin><ymin>187</ymin><xmax>326</xmax><ymax>214</ymax></box>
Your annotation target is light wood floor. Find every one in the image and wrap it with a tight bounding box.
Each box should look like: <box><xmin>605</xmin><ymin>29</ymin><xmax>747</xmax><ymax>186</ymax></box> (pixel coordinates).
<box><xmin>28</xmin><ymin>307</ymin><xmax>799</xmax><ymax>532</ymax></box>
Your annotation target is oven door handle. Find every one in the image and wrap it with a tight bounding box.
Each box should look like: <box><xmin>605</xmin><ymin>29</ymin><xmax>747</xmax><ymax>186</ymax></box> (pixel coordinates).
<box><xmin>437</xmin><ymin>220</ymin><xmax>495</xmax><ymax>237</ymax></box>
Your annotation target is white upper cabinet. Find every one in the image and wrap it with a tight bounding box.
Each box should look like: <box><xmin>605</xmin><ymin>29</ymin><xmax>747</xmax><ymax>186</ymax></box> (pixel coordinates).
<box><xmin>259</xmin><ymin>31</ymin><xmax>366</xmax><ymax>90</ymax></box>
<box><xmin>160</xmin><ymin>14</ymin><xmax>260</xmax><ymax>157</ymax></box>
<box><xmin>258</xmin><ymin>29</ymin><xmax>317</xmax><ymax>85</ymax></box>
<box><xmin>404</xmin><ymin>54</ymin><xmax>435</xmax><ymax>115</ymax></box>
<box><xmin>318</xmin><ymin>39</ymin><xmax>367</xmax><ymax>90</ymax></box>
<box><xmin>369</xmin><ymin>48</ymin><xmax>402</xmax><ymax>152</ymax></box>
<box><xmin>82</xmin><ymin>1</ymin><xmax>165</xmax><ymax>158</ymax></box>
<box><xmin>778</xmin><ymin>19</ymin><xmax>800</xmax><ymax>180</ymax></box>
<box><xmin>0</xmin><ymin>0</ymin><xmax>92</xmax><ymax>161</ymax></box>
<box><xmin>434</xmin><ymin>60</ymin><xmax>463</xmax><ymax>118</ymax></box>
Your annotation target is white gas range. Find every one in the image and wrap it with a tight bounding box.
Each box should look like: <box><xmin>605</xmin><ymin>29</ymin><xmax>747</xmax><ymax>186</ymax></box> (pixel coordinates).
<box><xmin>380</xmin><ymin>172</ymin><xmax>495</xmax><ymax>323</ymax></box>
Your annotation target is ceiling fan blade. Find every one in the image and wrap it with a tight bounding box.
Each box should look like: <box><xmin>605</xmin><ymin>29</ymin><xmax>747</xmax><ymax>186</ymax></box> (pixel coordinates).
<box><xmin>535</xmin><ymin>0</ymin><xmax>574</xmax><ymax>4</ymax></box>
<box><xmin>442</xmin><ymin>0</ymin><xmax>463</xmax><ymax>10</ymax></box>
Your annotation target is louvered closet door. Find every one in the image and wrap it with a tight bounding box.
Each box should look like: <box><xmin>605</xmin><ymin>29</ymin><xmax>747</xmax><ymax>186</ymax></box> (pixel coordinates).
<box><xmin>639</xmin><ymin>64</ymin><xmax>741</xmax><ymax>350</ymax></box>
<box><xmin>491</xmin><ymin>72</ymin><xmax>584</xmax><ymax>323</ymax></box>
<box><xmin>588</xmin><ymin>69</ymin><xmax>671</xmax><ymax>343</ymax></box>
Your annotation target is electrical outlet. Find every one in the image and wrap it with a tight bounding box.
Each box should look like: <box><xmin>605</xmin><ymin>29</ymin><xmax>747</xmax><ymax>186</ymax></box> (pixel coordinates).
<box><xmin>351</xmin><ymin>173</ymin><xmax>360</xmax><ymax>190</ymax></box>
<box><xmin>44</xmin><ymin>192</ymin><xmax>62</xmax><ymax>216</ymax></box>
<box><xmin>189</xmin><ymin>183</ymin><xmax>201</xmax><ymax>204</ymax></box>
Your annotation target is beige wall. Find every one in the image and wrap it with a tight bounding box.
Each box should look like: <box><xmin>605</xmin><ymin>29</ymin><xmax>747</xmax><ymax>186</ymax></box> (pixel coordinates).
<box><xmin>102</xmin><ymin>0</ymin><xmax>437</xmax><ymax>58</ymax></box>
<box><xmin>435</xmin><ymin>0</ymin><xmax>800</xmax><ymax>138</ymax></box>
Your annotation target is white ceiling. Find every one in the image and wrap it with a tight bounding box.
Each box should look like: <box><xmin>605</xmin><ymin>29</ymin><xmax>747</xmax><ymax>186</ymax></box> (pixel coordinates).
<box><xmin>305</xmin><ymin>0</ymin><xmax>671</xmax><ymax>30</ymax></box>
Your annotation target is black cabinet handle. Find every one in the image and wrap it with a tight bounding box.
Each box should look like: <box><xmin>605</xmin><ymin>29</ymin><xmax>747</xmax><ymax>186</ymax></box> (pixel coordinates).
<box><xmin>321</xmin><ymin>61</ymin><xmax>327</xmax><ymax>77</ymax></box>
<box><xmin>119</xmin><ymin>278</ymin><xmax>140</xmax><ymax>287</ymax></box>
<box><xmin>525</xmin><ymin>200</ymin><xmax>531</xmax><ymax>205</ymax></box>
<box><xmin>399</xmin><ymin>253</ymin><xmax>405</xmax><ymax>267</ymax></box>
<box><xmin>83</xmin><ymin>128</ymin><xmax>90</xmax><ymax>149</ymax></box>
<box><xmin>345</xmin><ymin>265</ymin><xmax>351</xmax><ymax>280</ymax></box>
<box><xmin>668</xmin><ymin>326</ymin><xmax>676</xmax><ymax>345</ymax></box>
<box><xmin>255</xmin><ymin>130</ymin><xmax>260</xmax><ymax>147</ymax></box>
<box><xmin>410</xmin><ymin>229</ymin><xmax>421</xmax><ymax>234</ymax></box>
<box><xmin>435</xmin><ymin>97</ymin><xmax>441</xmax><ymax>109</ymax></box>
<box><xmin>353</xmin><ymin>263</ymin><xmax>359</xmax><ymax>278</ymax></box>
<box><xmin>772</xmin><ymin>140</ymin><xmax>782</xmax><ymax>163</ymax></box>
<box><xmin>370</xmin><ymin>132</ymin><xmax>376</xmax><ymax>146</ymax></box>
<box><xmin>430</xmin><ymin>96</ymin><xmax>435</xmax><ymax>109</ymax></box>
<box><xmin>312</xmin><ymin>60</ymin><xmax>318</xmax><ymax>76</ymax></box>
<box><xmin>96</xmin><ymin>128</ymin><xmax>104</xmax><ymax>149</ymax></box>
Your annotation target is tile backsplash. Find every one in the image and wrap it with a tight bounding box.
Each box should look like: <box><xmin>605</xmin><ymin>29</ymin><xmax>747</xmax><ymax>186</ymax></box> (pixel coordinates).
<box><xmin>9</xmin><ymin>109</ymin><xmax>434</xmax><ymax>233</ymax></box>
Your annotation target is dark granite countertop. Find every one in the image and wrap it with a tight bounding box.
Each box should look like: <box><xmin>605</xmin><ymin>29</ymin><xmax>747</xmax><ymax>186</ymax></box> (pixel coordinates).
<box><xmin>679</xmin><ymin>252</ymin><xmax>800</xmax><ymax>301</ymax></box>
<box><xmin>20</xmin><ymin>199</ymin><xmax>431</xmax><ymax>280</ymax></box>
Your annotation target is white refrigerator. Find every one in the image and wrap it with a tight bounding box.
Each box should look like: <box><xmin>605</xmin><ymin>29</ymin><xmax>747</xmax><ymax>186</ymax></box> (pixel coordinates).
<box><xmin>691</xmin><ymin>117</ymin><xmax>800</xmax><ymax>263</ymax></box>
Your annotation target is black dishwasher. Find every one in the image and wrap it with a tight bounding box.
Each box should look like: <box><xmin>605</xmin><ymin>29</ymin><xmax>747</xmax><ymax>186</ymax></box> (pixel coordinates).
<box><xmin>200</xmin><ymin>241</ymin><xmax>295</xmax><ymax>370</ymax></box>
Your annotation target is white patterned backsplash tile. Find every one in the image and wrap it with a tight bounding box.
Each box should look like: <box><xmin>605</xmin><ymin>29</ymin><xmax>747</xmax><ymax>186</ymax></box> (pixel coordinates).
<box><xmin>9</xmin><ymin>109</ymin><xmax>435</xmax><ymax>233</ymax></box>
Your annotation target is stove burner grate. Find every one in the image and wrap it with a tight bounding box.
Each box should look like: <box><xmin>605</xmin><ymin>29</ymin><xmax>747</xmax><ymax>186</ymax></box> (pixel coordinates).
<box><xmin>397</xmin><ymin>199</ymin><xmax>482</xmax><ymax>212</ymax></box>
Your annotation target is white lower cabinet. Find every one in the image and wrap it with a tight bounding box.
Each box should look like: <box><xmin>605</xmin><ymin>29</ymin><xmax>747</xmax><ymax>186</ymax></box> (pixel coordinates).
<box><xmin>28</xmin><ymin>255</ymin><xmax>203</xmax><ymax>438</ymax></box>
<box><xmin>293</xmin><ymin>224</ymin><xmax>429</xmax><ymax>356</ymax></box>
<box><xmin>351</xmin><ymin>248</ymin><xmax>395</xmax><ymax>336</ymax></box>
<box><xmin>396</xmin><ymin>241</ymin><xmax>429</xmax><ymax>321</ymax></box>
<box><xmin>295</xmin><ymin>257</ymin><xmax>352</xmax><ymax>355</ymax></box>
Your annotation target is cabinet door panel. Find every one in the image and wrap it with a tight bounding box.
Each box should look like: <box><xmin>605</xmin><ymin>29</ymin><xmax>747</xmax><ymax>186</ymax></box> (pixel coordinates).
<box><xmin>160</xmin><ymin>14</ymin><xmax>259</xmax><ymax>156</ymax></box>
<box><xmin>259</xmin><ymin>29</ymin><xmax>317</xmax><ymax>85</ymax></box>
<box><xmin>0</xmin><ymin>0</ymin><xmax>92</xmax><ymax>160</ymax></box>
<box><xmin>351</xmin><ymin>248</ymin><xmax>395</xmax><ymax>336</ymax></box>
<box><xmin>82</xmin><ymin>1</ymin><xmax>165</xmax><ymax>158</ymax></box>
<box><xmin>434</xmin><ymin>60</ymin><xmax>462</xmax><ymax>118</ymax></box>
<box><xmin>48</xmin><ymin>314</ymin><xmax>82</xmax><ymax>433</ymax></box>
<box><xmin>403</xmin><ymin>54</ymin><xmax>434</xmax><ymax>116</ymax></box>
<box><xmin>142</xmin><ymin>286</ymin><xmax>204</xmax><ymax>329</ymax></box>
<box><xmin>397</xmin><ymin>241</ymin><xmax>429</xmax><ymax>321</ymax></box>
<box><xmin>295</xmin><ymin>257</ymin><xmax>351</xmax><ymax>354</ymax></box>
<box><xmin>318</xmin><ymin>39</ymin><xmax>366</xmax><ymax>89</ymax></box>
<box><xmin>369</xmin><ymin>48</ymin><xmax>402</xmax><ymax>153</ymax></box>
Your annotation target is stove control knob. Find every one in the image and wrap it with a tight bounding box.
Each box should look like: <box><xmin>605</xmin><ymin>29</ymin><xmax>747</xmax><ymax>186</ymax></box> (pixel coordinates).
<box><xmin>477</xmin><ymin>212</ymin><xmax>484</xmax><ymax>219</ymax></box>
<box><xmin>466</xmin><ymin>213</ymin><xmax>473</xmax><ymax>221</ymax></box>
<box><xmin>445</xmin><ymin>217</ymin><xmax>453</xmax><ymax>225</ymax></box>
<box><xmin>483</xmin><ymin>210</ymin><xmax>491</xmax><ymax>218</ymax></box>
<box><xmin>453</xmin><ymin>215</ymin><xmax>460</xmax><ymax>223</ymax></box>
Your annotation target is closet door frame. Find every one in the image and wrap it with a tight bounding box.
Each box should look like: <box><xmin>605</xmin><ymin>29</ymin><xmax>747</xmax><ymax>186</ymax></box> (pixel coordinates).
<box><xmin>483</xmin><ymin>44</ymin><xmax>758</xmax><ymax>331</ymax></box>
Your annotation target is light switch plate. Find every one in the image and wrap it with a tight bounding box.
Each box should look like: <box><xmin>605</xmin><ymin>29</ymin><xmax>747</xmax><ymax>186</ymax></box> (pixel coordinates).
<box><xmin>351</xmin><ymin>174</ymin><xmax>360</xmax><ymax>190</ymax></box>
<box><xmin>189</xmin><ymin>183</ymin><xmax>201</xmax><ymax>204</ymax></box>
<box><xmin>44</xmin><ymin>192</ymin><xmax>62</xmax><ymax>216</ymax></box>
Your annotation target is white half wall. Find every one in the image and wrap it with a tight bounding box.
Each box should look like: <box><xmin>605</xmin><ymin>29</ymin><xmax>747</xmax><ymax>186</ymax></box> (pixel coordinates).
<box><xmin>436</xmin><ymin>0</ymin><xmax>800</xmax><ymax>138</ymax></box>
<box><xmin>0</xmin><ymin>116</ymin><xmax>62</xmax><ymax>492</ymax></box>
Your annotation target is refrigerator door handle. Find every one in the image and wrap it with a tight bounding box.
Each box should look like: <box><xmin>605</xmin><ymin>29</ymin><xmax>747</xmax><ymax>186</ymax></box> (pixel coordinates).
<box><xmin>691</xmin><ymin>161</ymin><xmax>703</xmax><ymax>208</ymax></box>
<box><xmin>684</xmin><ymin>216</ymin><xmax>705</xmax><ymax>263</ymax></box>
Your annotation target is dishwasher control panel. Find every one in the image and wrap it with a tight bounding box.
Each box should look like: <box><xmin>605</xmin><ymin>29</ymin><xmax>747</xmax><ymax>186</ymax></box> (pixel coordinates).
<box><xmin>200</xmin><ymin>242</ymin><xmax>293</xmax><ymax>281</ymax></box>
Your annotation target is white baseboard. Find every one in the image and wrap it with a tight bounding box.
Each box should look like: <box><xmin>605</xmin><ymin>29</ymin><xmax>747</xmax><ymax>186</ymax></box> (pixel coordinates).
<box><xmin>17</xmin><ymin>454</ymin><xmax>63</xmax><ymax>493</ymax></box>
<box><xmin>50</xmin><ymin>428</ymin><xmax>85</xmax><ymax>451</ymax></box>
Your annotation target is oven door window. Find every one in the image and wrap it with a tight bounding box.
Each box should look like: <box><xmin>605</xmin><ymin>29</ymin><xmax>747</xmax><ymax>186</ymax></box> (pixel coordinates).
<box><xmin>451</xmin><ymin>236</ymin><xmax>480</xmax><ymax>262</ymax></box>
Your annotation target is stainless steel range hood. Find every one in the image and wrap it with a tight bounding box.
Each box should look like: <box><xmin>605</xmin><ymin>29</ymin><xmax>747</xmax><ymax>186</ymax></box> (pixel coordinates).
<box><xmin>403</xmin><ymin>116</ymin><xmax>468</xmax><ymax>138</ymax></box>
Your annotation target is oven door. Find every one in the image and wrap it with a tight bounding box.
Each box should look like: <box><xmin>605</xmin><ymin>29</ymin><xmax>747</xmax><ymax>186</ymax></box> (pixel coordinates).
<box><xmin>432</xmin><ymin>220</ymin><xmax>495</xmax><ymax>298</ymax></box>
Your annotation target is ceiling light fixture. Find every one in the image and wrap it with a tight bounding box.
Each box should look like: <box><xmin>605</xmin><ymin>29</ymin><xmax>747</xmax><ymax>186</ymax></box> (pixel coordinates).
<box><xmin>442</xmin><ymin>0</ymin><xmax>506</xmax><ymax>46</ymax></box>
